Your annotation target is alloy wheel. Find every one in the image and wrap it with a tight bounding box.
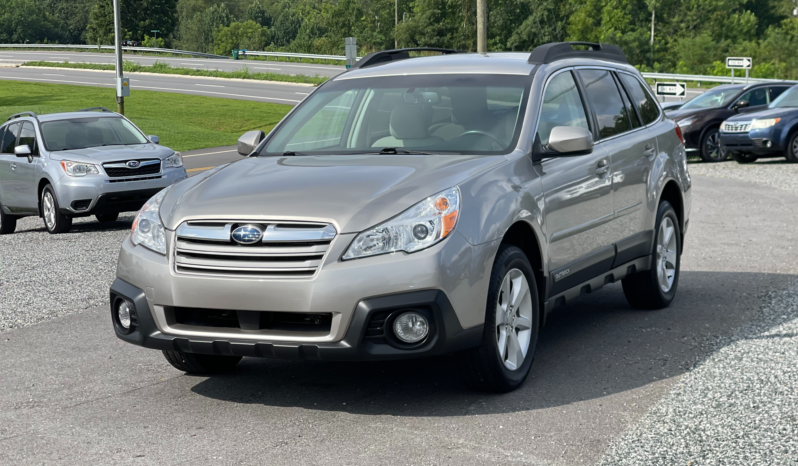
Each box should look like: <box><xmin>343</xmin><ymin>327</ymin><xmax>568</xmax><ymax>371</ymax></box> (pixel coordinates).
<box><xmin>793</xmin><ymin>137</ymin><xmax>798</xmax><ymax>158</ymax></box>
<box><xmin>656</xmin><ymin>217</ymin><xmax>678</xmax><ymax>293</ymax></box>
<box><xmin>495</xmin><ymin>268</ymin><xmax>534</xmax><ymax>371</ymax></box>
<box><xmin>705</xmin><ymin>132</ymin><xmax>725</xmax><ymax>161</ymax></box>
<box><xmin>43</xmin><ymin>192</ymin><xmax>56</xmax><ymax>230</ymax></box>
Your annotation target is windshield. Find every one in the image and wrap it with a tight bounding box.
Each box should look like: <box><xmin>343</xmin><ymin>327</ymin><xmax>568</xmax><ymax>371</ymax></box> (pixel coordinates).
<box><xmin>41</xmin><ymin>117</ymin><xmax>149</xmax><ymax>151</ymax></box>
<box><xmin>680</xmin><ymin>87</ymin><xmax>741</xmax><ymax>110</ymax></box>
<box><xmin>260</xmin><ymin>74</ymin><xmax>530</xmax><ymax>156</ymax></box>
<box><xmin>770</xmin><ymin>86</ymin><xmax>798</xmax><ymax>108</ymax></box>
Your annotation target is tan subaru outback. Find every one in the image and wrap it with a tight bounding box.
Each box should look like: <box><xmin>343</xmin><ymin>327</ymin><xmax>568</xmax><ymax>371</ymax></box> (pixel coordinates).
<box><xmin>110</xmin><ymin>42</ymin><xmax>691</xmax><ymax>392</ymax></box>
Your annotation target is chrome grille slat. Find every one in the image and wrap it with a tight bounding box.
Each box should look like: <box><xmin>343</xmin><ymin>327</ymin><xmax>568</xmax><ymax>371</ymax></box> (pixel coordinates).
<box><xmin>173</xmin><ymin>220</ymin><xmax>336</xmax><ymax>278</ymax></box>
<box><xmin>722</xmin><ymin>121</ymin><xmax>751</xmax><ymax>133</ymax></box>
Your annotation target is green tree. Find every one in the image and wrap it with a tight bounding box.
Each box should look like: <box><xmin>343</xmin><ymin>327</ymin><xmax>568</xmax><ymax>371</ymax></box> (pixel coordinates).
<box><xmin>85</xmin><ymin>0</ymin><xmax>117</xmax><ymax>45</ymax></box>
<box><xmin>213</xmin><ymin>20</ymin><xmax>268</xmax><ymax>54</ymax></box>
<box><xmin>124</xmin><ymin>0</ymin><xmax>178</xmax><ymax>43</ymax></box>
<box><xmin>0</xmin><ymin>0</ymin><xmax>61</xmax><ymax>43</ymax></box>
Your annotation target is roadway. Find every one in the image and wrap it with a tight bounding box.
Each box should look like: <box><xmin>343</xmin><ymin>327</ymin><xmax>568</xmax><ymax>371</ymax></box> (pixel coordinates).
<box><xmin>0</xmin><ymin>50</ymin><xmax>345</xmax><ymax>78</ymax></box>
<box><xmin>0</xmin><ymin>66</ymin><xmax>311</xmax><ymax>105</ymax></box>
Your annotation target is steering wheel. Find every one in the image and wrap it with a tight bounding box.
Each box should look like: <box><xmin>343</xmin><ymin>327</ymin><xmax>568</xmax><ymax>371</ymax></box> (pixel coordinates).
<box><xmin>457</xmin><ymin>130</ymin><xmax>504</xmax><ymax>148</ymax></box>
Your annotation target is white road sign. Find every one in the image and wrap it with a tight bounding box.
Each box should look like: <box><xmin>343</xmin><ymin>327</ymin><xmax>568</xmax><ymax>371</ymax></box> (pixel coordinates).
<box><xmin>655</xmin><ymin>82</ymin><xmax>687</xmax><ymax>98</ymax></box>
<box><xmin>726</xmin><ymin>57</ymin><xmax>752</xmax><ymax>69</ymax></box>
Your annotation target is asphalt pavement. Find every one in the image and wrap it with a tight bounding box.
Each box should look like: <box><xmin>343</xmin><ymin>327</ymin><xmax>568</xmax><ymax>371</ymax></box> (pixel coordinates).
<box><xmin>0</xmin><ymin>50</ymin><xmax>345</xmax><ymax>78</ymax></box>
<box><xmin>1</xmin><ymin>171</ymin><xmax>796</xmax><ymax>465</ymax></box>
<box><xmin>0</xmin><ymin>66</ymin><xmax>311</xmax><ymax>105</ymax></box>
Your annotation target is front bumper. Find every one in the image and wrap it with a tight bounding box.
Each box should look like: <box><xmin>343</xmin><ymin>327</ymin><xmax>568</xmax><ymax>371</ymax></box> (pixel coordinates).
<box><xmin>55</xmin><ymin>167</ymin><xmax>188</xmax><ymax>215</ymax></box>
<box><xmin>111</xmin><ymin>230</ymin><xmax>497</xmax><ymax>361</ymax></box>
<box><xmin>720</xmin><ymin>133</ymin><xmax>782</xmax><ymax>156</ymax></box>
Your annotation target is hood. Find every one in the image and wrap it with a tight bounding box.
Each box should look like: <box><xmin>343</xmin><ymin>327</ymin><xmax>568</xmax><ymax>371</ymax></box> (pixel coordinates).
<box><xmin>49</xmin><ymin>143</ymin><xmax>174</xmax><ymax>163</ymax></box>
<box><xmin>160</xmin><ymin>154</ymin><xmax>506</xmax><ymax>233</ymax></box>
<box><xmin>665</xmin><ymin>108</ymin><xmax>709</xmax><ymax>120</ymax></box>
<box><xmin>726</xmin><ymin>107</ymin><xmax>798</xmax><ymax>122</ymax></box>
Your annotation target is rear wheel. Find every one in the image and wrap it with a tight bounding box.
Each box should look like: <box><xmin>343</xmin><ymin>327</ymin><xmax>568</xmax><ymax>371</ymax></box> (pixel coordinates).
<box><xmin>731</xmin><ymin>151</ymin><xmax>758</xmax><ymax>164</ymax></box>
<box><xmin>41</xmin><ymin>185</ymin><xmax>72</xmax><ymax>234</ymax></box>
<box><xmin>95</xmin><ymin>213</ymin><xmax>119</xmax><ymax>223</ymax></box>
<box><xmin>786</xmin><ymin>132</ymin><xmax>798</xmax><ymax>163</ymax></box>
<box><xmin>700</xmin><ymin>128</ymin><xmax>726</xmax><ymax>162</ymax></box>
<box><xmin>0</xmin><ymin>202</ymin><xmax>17</xmax><ymax>234</ymax></box>
<box><xmin>162</xmin><ymin>351</ymin><xmax>242</xmax><ymax>374</ymax></box>
<box><xmin>456</xmin><ymin>245</ymin><xmax>539</xmax><ymax>393</ymax></box>
<box><xmin>622</xmin><ymin>201</ymin><xmax>681</xmax><ymax>309</ymax></box>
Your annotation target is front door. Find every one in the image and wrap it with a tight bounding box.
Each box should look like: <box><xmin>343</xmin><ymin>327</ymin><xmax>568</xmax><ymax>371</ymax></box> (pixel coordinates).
<box><xmin>537</xmin><ymin>70</ymin><xmax>616</xmax><ymax>296</ymax></box>
<box><xmin>11</xmin><ymin>122</ymin><xmax>40</xmax><ymax>213</ymax></box>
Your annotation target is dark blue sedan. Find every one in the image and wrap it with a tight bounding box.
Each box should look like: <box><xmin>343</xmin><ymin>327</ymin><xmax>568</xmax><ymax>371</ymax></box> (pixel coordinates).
<box><xmin>719</xmin><ymin>85</ymin><xmax>798</xmax><ymax>163</ymax></box>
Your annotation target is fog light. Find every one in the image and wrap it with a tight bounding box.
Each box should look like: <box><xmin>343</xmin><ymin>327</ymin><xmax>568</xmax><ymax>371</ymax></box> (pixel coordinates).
<box><xmin>765</xmin><ymin>140</ymin><xmax>772</xmax><ymax>148</ymax></box>
<box><xmin>117</xmin><ymin>301</ymin><xmax>132</xmax><ymax>329</ymax></box>
<box><xmin>393</xmin><ymin>312</ymin><xmax>429</xmax><ymax>343</ymax></box>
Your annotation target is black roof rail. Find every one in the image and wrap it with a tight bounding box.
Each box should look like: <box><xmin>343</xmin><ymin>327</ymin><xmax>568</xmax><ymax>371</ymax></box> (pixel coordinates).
<box><xmin>527</xmin><ymin>42</ymin><xmax>629</xmax><ymax>65</ymax></box>
<box><xmin>78</xmin><ymin>107</ymin><xmax>114</xmax><ymax>113</ymax></box>
<box><xmin>351</xmin><ymin>47</ymin><xmax>467</xmax><ymax>70</ymax></box>
<box><xmin>6</xmin><ymin>111</ymin><xmax>37</xmax><ymax>121</ymax></box>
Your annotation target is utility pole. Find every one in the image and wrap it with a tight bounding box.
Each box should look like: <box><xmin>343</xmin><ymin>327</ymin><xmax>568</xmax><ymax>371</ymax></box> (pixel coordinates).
<box><xmin>395</xmin><ymin>0</ymin><xmax>398</xmax><ymax>48</ymax></box>
<box><xmin>477</xmin><ymin>0</ymin><xmax>486</xmax><ymax>53</ymax></box>
<box><xmin>112</xmin><ymin>0</ymin><xmax>125</xmax><ymax>115</ymax></box>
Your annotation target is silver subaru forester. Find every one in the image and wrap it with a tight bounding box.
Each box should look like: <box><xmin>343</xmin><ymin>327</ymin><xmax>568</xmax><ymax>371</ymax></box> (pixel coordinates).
<box><xmin>110</xmin><ymin>42</ymin><xmax>691</xmax><ymax>392</ymax></box>
<box><xmin>0</xmin><ymin>108</ymin><xmax>187</xmax><ymax>234</ymax></box>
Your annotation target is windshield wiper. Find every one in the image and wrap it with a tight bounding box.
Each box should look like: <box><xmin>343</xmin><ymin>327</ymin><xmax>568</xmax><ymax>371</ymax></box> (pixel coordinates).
<box><xmin>282</xmin><ymin>151</ymin><xmax>308</xmax><ymax>156</ymax></box>
<box><xmin>378</xmin><ymin>147</ymin><xmax>432</xmax><ymax>155</ymax></box>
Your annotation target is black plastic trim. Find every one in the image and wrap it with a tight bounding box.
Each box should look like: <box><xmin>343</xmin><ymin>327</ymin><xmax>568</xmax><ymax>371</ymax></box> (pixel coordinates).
<box><xmin>613</xmin><ymin>230</ymin><xmax>654</xmax><ymax>268</ymax></box>
<box><xmin>351</xmin><ymin>48</ymin><xmax>467</xmax><ymax>69</ymax></box>
<box><xmin>528</xmin><ymin>42</ymin><xmax>629</xmax><ymax>65</ymax></box>
<box><xmin>548</xmin><ymin>245</ymin><xmax>616</xmax><ymax>297</ymax></box>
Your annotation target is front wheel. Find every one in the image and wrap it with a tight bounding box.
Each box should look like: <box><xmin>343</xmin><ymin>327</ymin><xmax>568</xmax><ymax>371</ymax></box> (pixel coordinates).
<box><xmin>622</xmin><ymin>201</ymin><xmax>682</xmax><ymax>309</ymax></box>
<box><xmin>786</xmin><ymin>132</ymin><xmax>798</xmax><ymax>163</ymax></box>
<box><xmin>731</xmin><ymin>151</ymin><xmax>758</xmax><ymax>164</ymax></box>
<box><xmin>162</xmin><ymin>351</ymin><xmax>242</xmax><ymax>374</ymax></box>
<box><xmin>456</xmin><ymin>245</ymin><xmax>539</xmax><ymax>393</ymax></box>
<box><xmin>700</xmin><ymin>128</ymin><xmax>726</xmax><ymax>162</ymax></box>
<box><xmin>41</xmin><ymin>185</ymin><xmax>72</xmax><ymax>234</ymax></box>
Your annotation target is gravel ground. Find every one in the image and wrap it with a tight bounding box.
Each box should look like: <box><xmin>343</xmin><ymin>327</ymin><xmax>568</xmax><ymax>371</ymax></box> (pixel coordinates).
<box><xmin>688</xmin><ymin>158</ymin><xmax>798</xmax><ymax>194</ymax></box>
<box><xmin>598</xmin><ymin>280</ymin><xmax>798</xmax><ymax>466</ymax></box>
<box><xmin>0</xmin><ymin>215</ymin><xmax>134</xmax><ymax>332</ymax></box>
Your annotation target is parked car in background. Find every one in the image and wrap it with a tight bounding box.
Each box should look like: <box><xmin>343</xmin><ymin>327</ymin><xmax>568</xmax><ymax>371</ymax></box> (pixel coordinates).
<box><xmin>0</xmin><ymin>108</ymin><xmax>187</xmax><ymax>235</ymax></box>
<box><xmin>720</xmin><ymin>84</ymin><xmax>798</xmax><ymax>164</ymax></box>
<box><xmin>667</xmin><ymin>82</ymin><xmax>792</xmax><ymax>162</ymax></box>
<box><xmin>661</xmin><ymin>101</ymin><xmax>686</xmax><ymax>112</ymax></box>
<box><xmin>110</xmin><ymin>42</ymin><xmax>691</xmax><ymax>393</ymax></box>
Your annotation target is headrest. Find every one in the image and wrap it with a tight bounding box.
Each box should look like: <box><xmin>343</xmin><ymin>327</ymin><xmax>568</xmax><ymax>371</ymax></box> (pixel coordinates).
<box><xmin>390</xmin><ymin>105</ymin><xmax>433</xmax><ymax>139</ymax></box>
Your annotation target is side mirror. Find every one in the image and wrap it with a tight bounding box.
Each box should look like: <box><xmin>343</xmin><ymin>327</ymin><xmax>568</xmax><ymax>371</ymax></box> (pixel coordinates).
<box><xmin>734</xmin><ymin>100</ymin><xmax>749</xmax><ymax>110</ymax></box>
<box><xmin>148</xmin><ymin>135</ymin><xmax>160</xmax><ymax>144</ymax></box>
<box><xmin>547</xmin><ymin>126</ymin><xmax>594</xmax><ymax>156</ymax></box>
<box><xmin>237</xmin><ymin>130</ymin><xmax>266</xmax><ymax>156</ymax></box>
<box><xmin>14</xmin><ymin>145</ymin><xmax>31</xmax><ymax>158</ymax></box>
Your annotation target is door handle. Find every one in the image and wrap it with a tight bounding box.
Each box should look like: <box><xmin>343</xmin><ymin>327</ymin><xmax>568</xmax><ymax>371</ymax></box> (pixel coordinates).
<box><xmin>644</xmin><ymin>143</ymin><xmax>656</xmax><ymax>158</ymax></box>
<box><xmin>596</xmin><ymin>159</ymin><xmax>610</xmax><ymax>175</ymax></box>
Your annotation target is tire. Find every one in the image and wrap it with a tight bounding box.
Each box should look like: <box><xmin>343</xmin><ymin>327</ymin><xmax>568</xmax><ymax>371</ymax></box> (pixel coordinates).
<box><xmin>786</xmin><ymin>132</ymin><xmax>798</xmax><ymax>163</ymax></box>
<box><xmin>456</xmin><ymin>245</ymin><xmax>540</xmax><ymax>393</ymax></box>
<box><xmin>731</xmin><ymin>151</ymin><xmax>758</xmax><ymax>164</ymax></box>
<box><xmin>95</xmin><ymin>213</ymin><xmax>119</xmax><ymax>223</ymax></box>
<box><xmin>699</xmin><ymin>127</ymin><xmax>726</xmax><ymax>162</ymax></box>
<box><xmin>622</xmin><ymin>201</ymin><xmax>682</xmax><ymax>310</ymax></box>
<box><xmin>162</xmin><ymin>350</ymin><xmax>242</xmax><ymax>374</ymax></box>
<box><xmin>41</xmin><ymin>185</ymin><xmax>72</xmax><ymax>234</ymax></box>
<box><xmin>0</xmin><ymin>201</ymin><xmax>17</xmax><ymax>235</ymax></box>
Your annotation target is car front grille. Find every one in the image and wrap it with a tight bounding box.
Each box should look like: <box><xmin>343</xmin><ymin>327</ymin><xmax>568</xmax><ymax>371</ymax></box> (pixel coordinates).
<box><xmin>103</xmin><ymin>159</ymin><xmax>161</xmax><ymax>177</ymax></box>
<box><xmin>173</xmin><ymin>220</ymin><xmax>337</xmax><ymax>278</ymax></box>
<box><xmin>722</xmin><ymin>121</ymin><xmax>751</xmax><ymax>133</ymax></box>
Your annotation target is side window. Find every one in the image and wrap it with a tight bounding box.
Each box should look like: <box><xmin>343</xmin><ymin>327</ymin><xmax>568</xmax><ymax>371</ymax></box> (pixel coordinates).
<box><xmin>615</xmin><ymin>74</ymin><xmax>641</xmax><ymax>129</ymax></box>
<box><xmin>0</xmin><ymin>123</ymin><xmax>20</xmax><ymax>154</ymax></box>
<box><xmin>738</xmin><ymin>88</ymin><xmax>768</xmax><ymax>107</ymax></box>
<box><xmin>618</xmin><ymin>73</ymin><xmax>660</xmax><ymax>125</ymax></box>
<box><xmin>536</xmin><ymin>71</ymin><xmax>590</xmax><ymax>145</ymax></box>
<box><xmin>577</xmin><ymin>69</ymin><xmax>631</xmax><ymax>140</ymax></box>
<box><xmin>19</xmin><ymin>122</ymin><xmax>38</xmax><ymax>156</ymax></box>
<box><xmin>769</xmin><ymin>86</ymin><xmax>790</xmax><ymax>102</ymax></box>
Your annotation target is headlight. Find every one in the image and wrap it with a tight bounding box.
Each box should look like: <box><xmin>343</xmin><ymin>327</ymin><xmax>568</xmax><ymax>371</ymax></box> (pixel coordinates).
<box><xmin>751</xmin><ymin>118</ymin><xmax>781</xmax><ymax>130</ymax></box>
<box><xmin>60</xmin><ymin>160</ymin><xmax>99</xmax><ymax>177</ymax></box>
<box><xmin>343</xmin><ymin>187</ymin><xmax>460</xmax><ymax>260</ymax></box>
<box><xmin>164</xmin><ymin>152</ymin><xmax>183</xmax><ymax>168</ymax></box>
<box><xmin>677</xmin><ymin>118</ymin><xmax>695</xmax><ymax>129</ymax></box>
<box><xmin>131</xmin><ymin>188</ymin><xmax>169</xmax><ymax>254</ymax></box>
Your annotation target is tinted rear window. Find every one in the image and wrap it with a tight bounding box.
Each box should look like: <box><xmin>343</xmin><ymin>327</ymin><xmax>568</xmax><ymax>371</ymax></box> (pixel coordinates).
<box><xmin>619</xmin><ymin>73</ymin><xmax>660</xmax><ymax>125</ymax></box>
<box><xmin>578</xmin><ymin>70</ymin><xmax>631</xmax><ymax>140</ymax></box>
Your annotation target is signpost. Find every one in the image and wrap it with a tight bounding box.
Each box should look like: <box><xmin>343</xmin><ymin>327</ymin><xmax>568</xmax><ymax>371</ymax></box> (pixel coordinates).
<box><xmin>112</xmin><ymin>0</ymin><xmax>125</xmax><ymax>114</ymax></box>
<box><xmin>151</xmin><ymin>29</ymin><xmax>160</xmax><ymax>43</ymax></box>
<box><xmin>345</xmin><ymin>37</ymin><xmax>357</xmax><ymax>69</ymax></box>
<box><xmin>655</xmin><ymin>82</ymin><xmax>687</xmax><ymax>102</ymax></box>
<box><xmin>726</xmin><ymin>57</ymin><xmax>752</xmax><ymax>84</ymax></box>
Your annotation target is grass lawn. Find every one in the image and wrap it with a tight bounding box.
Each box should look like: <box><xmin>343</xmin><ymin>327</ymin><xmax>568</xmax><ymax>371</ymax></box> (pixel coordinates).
<box><xmin>0</xmin><ymin>81</ymin><xmax>292</xmax><ymax>151</ymax></box>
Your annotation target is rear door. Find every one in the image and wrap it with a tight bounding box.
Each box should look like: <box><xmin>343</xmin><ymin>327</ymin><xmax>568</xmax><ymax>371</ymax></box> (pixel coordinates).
<box><xmin>537</xmin><ymin>69</ymin><xmax>616</xmax><ymax>295</ymax></box>
<box><xmin>0</xmin><ymin>123</ymin><xmax>21</xmax><ymax>210</ymax></box>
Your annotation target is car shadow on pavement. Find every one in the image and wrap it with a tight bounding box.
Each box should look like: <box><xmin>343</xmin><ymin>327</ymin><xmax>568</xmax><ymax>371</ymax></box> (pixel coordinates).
<box><xmin>189</xmin><ymin>271</ymin><xmax>797</xmax><ymax>417</ymax></box>
<box><xmin>13</xmin><ymin>215</ymin><xmax>134</xmax><ymax>234</ymax></box>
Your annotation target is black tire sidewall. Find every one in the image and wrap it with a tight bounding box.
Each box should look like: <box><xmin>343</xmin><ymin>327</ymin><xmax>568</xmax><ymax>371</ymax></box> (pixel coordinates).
<box><xmin>485</xmin><ymin>246</ymin><xmax>540</xmax><ymax>385</ymax></box>
<box><xmin>787</xmin><ymin>132</ymin><xmax>798</xmax><ymax>163</ymax></box>
<box><xmin>700</xmin><ymin>128</ymin><xmax>724</xmax><ymax>162</ymax></box>
<box><xmin>42</xmin><ymin>186</ymin><xmax>58</xmax><ymax>233</ymax></box>
<box><xmin>651</xmin><ymin>202</ymin><xmax>682</xmax><ymax>303</ymax></box>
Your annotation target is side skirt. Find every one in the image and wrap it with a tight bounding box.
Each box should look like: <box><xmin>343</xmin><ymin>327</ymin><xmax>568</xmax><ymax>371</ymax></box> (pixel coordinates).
<box><xmin>542</xmin><ymin>255</ymin><xmax>652</xmax><ymax>319</ymax></box>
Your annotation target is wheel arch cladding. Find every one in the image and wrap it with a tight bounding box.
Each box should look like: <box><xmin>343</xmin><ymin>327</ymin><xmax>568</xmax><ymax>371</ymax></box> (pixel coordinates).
<box><xmin>499</xmin><ymin>221</ymin><xmax>545</xmax><ymax>327</ymax></box>
<box><xmin>659</xmin><ymin>180</ymin><xmax>683</xmax><ymax>248</ymax></box>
